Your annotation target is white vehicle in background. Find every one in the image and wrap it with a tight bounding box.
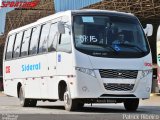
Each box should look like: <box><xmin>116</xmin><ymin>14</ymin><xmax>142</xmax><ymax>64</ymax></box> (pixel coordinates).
<box><xmin>3</xmin><ymin>10</ymin><xmax>153</xmax><ymax>111</ymax></box>
<box><xmin>157</xmin><ymin>25</ymin><xmax>160</xmax><ymax>92</ymax></box>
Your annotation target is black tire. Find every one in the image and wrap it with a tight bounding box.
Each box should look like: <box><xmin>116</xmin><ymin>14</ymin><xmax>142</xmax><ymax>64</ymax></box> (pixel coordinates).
<box><xmin>63</xmin><ymin>87</ymin><xmax>79</xmax><ymax>111</ymax></box>
<box><xmin>124</xmin><ymin>99</ymin><xmax>139</xmax><ymax>111</ymax></box>
<box><xmin>77</xmin><ymin>102</ymin><xmax>84</xmax><ymax>108</ymax></box>
<box><xmin>19</xmin><ymin>86</ymin><xmax>37</xmax><ymax>107</ymax></box>
<box><xmin>28</xmin><ymin>99</ymin><xmax>37</xmax><ymax>107</ymax></box>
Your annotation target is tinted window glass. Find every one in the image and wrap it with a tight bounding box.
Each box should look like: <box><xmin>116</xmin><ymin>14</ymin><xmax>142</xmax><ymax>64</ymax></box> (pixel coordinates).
<box><xmin>13</xmin><ymin>32</ymin><xmax>23</xmax><ymax>58</ymax></box>
<box><xmin>58</xmin><ymin>27</ymin><xmax>71</xmax><ymax>51</ymax></box>
<box><xmin>48</xmin><ymin>23</ymin><xmax>58</xmax><ymax>52</ymax></box>
<box><xmin>6</xmin><ymin>34</ymin><xmax>16</xmax><ymax>60</ymax></box>
<box><xmin>29</xmin><ymin>26</ymin><xmax>41</xmax><ymax>55</ymax></box>
<box><xmin>39</xmin><ymin>23</ymin><xmax>50</xmax><ymax>53</ymax></box>
<box><xmin>74</xmin><ymin>15</ymin><xmax>149</xmax><ymax>58</ymax></box>
<box><xmin>21</xmin><ymin>29</ymin><xmax>31</xmax><ymax>57</ymax></box>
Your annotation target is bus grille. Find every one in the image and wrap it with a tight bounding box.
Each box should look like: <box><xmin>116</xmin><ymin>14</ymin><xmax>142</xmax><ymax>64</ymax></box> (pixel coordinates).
<box><xmin>99</xmin><ymin>69</ymin><xmax>138</xmax><ymax>79</ymax></box>
<box><xmin>104</xmin><ymin>83</ymin><xmax>134</xmax><ymax>91</ymax></box>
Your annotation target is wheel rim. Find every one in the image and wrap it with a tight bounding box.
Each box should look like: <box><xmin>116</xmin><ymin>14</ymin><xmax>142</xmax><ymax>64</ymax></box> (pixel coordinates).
<box><xmin>64</xmin><ymin>92</ymin><xmax>71</xmax><ymax>106</ymax></box>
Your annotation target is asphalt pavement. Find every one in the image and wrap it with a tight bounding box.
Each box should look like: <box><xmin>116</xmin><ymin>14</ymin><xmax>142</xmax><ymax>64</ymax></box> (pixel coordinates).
<box><xmin>0</xmin><ymin>93</ymin><xmax>159</xmax><ymax>120</ymax></box>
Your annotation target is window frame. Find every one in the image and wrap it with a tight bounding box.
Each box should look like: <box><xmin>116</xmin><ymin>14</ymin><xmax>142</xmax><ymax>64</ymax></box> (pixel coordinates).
<box><xmin>57</xmin><ymin>23</ymin><xmax>72</xmax><ymax>53</ymax></box>
<box><xmin>47</xmin><ymin>22</ymin><xmax>59</xmax><ymax>53</ymax></box>
<box><xmin>28</xmin><ymin>26</ymin><xmax>41</xmax><ymax>56</ymax></box>
<box><xmin>38</xmin><ymin>22</ymin><xmax>51</xmax><ymax>54</ymax></box>
<box><xmin>5</xmin><ymin>34</ymin><xmax>16</xmax><ymax>60</ymax></box>
<box><xmin>20</xmin><ymin>29</ymin><xmax>32</xmax><ymax>57</ymax></box>
<box><xmin>4</xmin><ymin>17</ymin><xmax>62</xmax><ymax>61</ymax></box>
<box><xmin>13</xmin><ymin>31</ymin><xmax>24</xmax><ymax>59</ymax></box>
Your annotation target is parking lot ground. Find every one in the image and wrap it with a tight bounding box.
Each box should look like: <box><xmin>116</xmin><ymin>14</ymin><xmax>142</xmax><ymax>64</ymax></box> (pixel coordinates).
<box><xmin>0</xmin><ymin>92</ymin><xmax>159</xmax><ymax>120</ymax></box>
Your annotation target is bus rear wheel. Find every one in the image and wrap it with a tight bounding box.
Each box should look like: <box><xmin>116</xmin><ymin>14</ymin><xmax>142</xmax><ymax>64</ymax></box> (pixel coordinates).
<box><xmin>19</xmin><ymin>86</ymin><xmax>37</xmax><ymax>107</ymax></box>
<box><xmin>124</xmin><ymin>99</ymin><xmax>139</xmax><ymax>111</ymax></box>
<box><xmin>63</xmin><ymin>87</ymin><xmax>83</xmax><ymax>111</ymax></box>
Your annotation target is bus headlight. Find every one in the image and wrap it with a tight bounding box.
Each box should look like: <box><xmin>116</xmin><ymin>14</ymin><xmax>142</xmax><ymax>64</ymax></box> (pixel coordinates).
<box><xmin>139</xmin><ymin>70</ymin><xmax>152</xmax><ymax>79</ymax></box>
<box><xmin>75</xmin><ymin>67</ymin><xmax>96</xmax><ymax>78</ymax></box>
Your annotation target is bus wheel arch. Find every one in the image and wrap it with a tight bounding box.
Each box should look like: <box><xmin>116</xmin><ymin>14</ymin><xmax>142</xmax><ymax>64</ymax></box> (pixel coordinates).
<box><xmin>58</xmin><ymin>80</ymin><xmax>82</xmax><ymax>111</ymax></box>
<box><xmin>58</xmin><ymin>80</ymin><xmax>67</xmax><ymax>101</ymax></box>
<box><xmin>17</xmin><ymin>82</ymin><xmax>22</xmax><ymax>98</ymax></box>
<box><xmin>17</xmin><ymin>82</ymin><xmax>37</xmax><ymax>107</ymax></box>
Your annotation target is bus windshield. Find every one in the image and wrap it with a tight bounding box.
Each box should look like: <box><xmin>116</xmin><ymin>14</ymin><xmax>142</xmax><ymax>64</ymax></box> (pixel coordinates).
<box><xmin>73</xmin><ymin>15</ymin><xmax>150</xmax><ymax>58</ymax></box>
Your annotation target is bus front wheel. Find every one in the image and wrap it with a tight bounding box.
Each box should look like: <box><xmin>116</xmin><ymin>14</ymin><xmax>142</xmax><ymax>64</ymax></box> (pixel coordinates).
<box><xmin>124</xmin><ymin>99</ymin><xmax>139</xmax><ymax>111</ymax></box>
<box><xmin>19</xmin><ymin>86</ymin><xmax>37</xmax><ymax>107</ymax></box>
<box><xmin>63</xmin><ymin>88</ymin><xmax>80</xmax><ymax>111</ymax></box>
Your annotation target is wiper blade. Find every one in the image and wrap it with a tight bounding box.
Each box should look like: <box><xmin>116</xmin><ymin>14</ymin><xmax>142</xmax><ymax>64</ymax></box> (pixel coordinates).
<box><xmin>119</xmin><ymin>43</ymin><xmax>145</xmax><ymax>54</ymax></box>
<box><xmin>107</xmin><ymin>45</ymin><xmax>119</xmax><ymax>53</ymax></box>
<box><xmin>94</xmin><ymin>44</ymin><xmax>118</xmax><ymax>54</ymax></box>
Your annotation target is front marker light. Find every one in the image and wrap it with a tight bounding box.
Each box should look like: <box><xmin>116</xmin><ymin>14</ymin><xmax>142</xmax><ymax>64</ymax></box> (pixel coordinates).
<box><xmin>139</xmin><ymin>70</ymin><xmax>152</xmax><ymax>79</ymax></box>
<box><xmin>75</xmin><ymin>67</ymin><xmax>96</xmax><ymax>78</ymax></box>
<box><xmin>86</xmin><ymin>69</ymin><xmax>96</xmax><ymax>77</ymax></box>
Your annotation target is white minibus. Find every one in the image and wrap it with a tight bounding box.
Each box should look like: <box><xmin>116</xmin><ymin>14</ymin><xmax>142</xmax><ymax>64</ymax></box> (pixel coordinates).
<box><xmin>3</xmin><ymin>10</ymin><xmax>153</xmax><ymax>111</ymax></box>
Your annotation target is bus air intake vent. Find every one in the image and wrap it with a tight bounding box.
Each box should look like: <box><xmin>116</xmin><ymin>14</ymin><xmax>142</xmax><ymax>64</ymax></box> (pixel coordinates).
<box><xmin>104</xmin><ymin>83</ymin><xmax>134</xmax><ymax>91</ymax></box>
<box><xmin>99</xmin><ymin>69</ymin><xmax>138</xmax><ymax>79</ymax></box>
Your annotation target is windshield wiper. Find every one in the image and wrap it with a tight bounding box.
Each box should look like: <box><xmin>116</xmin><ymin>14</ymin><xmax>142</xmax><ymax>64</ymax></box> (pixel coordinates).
<box><xmin>93</xmin><ymin>44</ymin><xmax>118</xmax><ymax>54</ymax></box>
<box><xmin>119</xmin><ymin>43</ymin><xmax>145</xmax><ymax>54</ymax></box>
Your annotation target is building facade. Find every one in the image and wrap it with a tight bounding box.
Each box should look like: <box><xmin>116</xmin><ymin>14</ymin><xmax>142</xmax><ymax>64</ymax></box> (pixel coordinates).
<box><xmin>54</xmin><ymin>0</ymin><xmax>101</xmax><ymax>12</ymax></box>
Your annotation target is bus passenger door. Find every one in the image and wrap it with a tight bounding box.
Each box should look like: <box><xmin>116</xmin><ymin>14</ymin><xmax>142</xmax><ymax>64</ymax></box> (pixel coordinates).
<box><xmin>46</xmin><ymin>22</ymin><xmax>59</xmax><ymax>99</ymax></box>
<box><xmin>56</xmin><ymin>22</ymin><xmax>73</xmax><ymax>89</ymax></box>
<box><xmin>38</xmin><ymin>23</ymin><xmax>51</xmax><ymax>98</ymax></box>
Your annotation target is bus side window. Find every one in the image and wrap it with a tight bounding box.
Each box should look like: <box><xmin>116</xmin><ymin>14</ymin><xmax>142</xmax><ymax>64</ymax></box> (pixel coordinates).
<box><xmin>38</xmin><ymin>23</ymin><xmax>50</xmax><ymax>53</ymax></box>
<box><xmin>58</xmin><ymin>27</ymin><xmax>71</xmax><ymax>52</ymax></box>
<box><xmin>29</xmin><ymin>26</ymin><xmax>41</xmax><ymax>55</ymax></box>
<box><xmin>21</xmin><ymin>29</ymin><xmax>31</xmax><ymax>57</ymax></box>
<box><xmin>48</xmin><ymin>23</ymin><xmax>58</xmax><ymax>52</ymax></box>
<box><xmin>5</xmin><ymin>34</ymin><xmax>16</xmax><ymax>60</ymax></box>
<box><xmin>13</xmin><ymin>31</ymin><xmax>23</xmax><ymax>58</ymax></box>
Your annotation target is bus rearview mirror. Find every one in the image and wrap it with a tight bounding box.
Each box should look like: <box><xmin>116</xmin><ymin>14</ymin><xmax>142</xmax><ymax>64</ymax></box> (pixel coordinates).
<box><xmin>143</xmin><ymin>24</ymin><xmax>153</xmax><ymax>37</ymax></box>
<box><xmin>58</xmin><ymin>22</ymin><xmax>65</xmax><ymax>34</ymax></box>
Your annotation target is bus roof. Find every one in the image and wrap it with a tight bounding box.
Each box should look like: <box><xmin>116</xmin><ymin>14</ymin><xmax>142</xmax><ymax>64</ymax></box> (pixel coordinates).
<box><xmin>71</xmin><ymin>9</ymin><xmax>134</xmax><ymax>16</ymax></box>
<box><xmin>8</xmin><ymin>9</ymin><xmax>134</xmax><ymax>35</ymax></box>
